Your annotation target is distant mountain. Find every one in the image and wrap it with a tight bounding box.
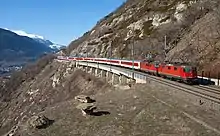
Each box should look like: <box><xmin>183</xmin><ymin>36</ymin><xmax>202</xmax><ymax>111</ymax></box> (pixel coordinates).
<box><xmin>0</xmin><ymin>28</ymin><xmax>65</xmax><ymax>76</ymax></box>
<box><xmin>0</xmin><ymin>28</ymin><xmax>53</xmax><ymax>60</ymax></box>
<box><xmin>10</xmin><ymin>30</ymin><xmax>65</xmax><ymax>51</ymax></box>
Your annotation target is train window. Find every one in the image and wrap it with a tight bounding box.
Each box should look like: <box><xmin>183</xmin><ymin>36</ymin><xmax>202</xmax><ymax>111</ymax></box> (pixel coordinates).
<box><xmin>184</xmin><ymin>67</ymin><xmax>191</xmax><ymax>73</ymax></box>
<box><xmin>168</xmin><ymin>66</ymin><xmax>171</xmax><ymax>70</ymax></box>
<box><xmin>174</xmin><ymin>67</ymin><xmax>177</xmax><ymax>71</ymax></box>
<box><xmin>155</xmin><ymin>64</ymin><xmax>159</xmax><ymax>68</ymax></box>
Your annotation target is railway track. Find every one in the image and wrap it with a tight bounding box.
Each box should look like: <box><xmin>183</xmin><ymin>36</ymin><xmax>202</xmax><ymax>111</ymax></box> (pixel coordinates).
<box><xmin>193</xmin><ymin>85</ymin><xmax>220</xmax><ymax>95</ymax></box>
<box><xmin>99</xmin><ymin>64</ymin><xmax>220</xmax><ymax>105</ymax></box>
<box><xmin>143</xmin><ymin>74</ymin><xmax>220</xmax><ymax>104</ymax></box>
<box><xmin>199</xmin><ymin>85</ymin><xmax>220</xmax><ymax>91</ymax></box>
<box><xmin>94</xmin><ymin>63</ymin><xmax>220</xmax><ymax>104</ymax></box>
<box><xmin>64</xmin><ymin>61</ymin><xmax>220</xmax><ymax>105</ymax></box>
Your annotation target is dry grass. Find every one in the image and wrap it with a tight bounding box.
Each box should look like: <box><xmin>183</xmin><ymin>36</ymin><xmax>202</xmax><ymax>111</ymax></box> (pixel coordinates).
<box><xmin>14</xmin><ymin>83</ymin><xmax>220</xmax><ymax>136</ymax></box>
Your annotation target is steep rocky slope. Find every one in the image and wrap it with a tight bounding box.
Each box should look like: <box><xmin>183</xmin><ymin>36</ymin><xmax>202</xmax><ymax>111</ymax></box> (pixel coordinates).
<box><xmin>66</xmin><ymin>0</ymin><xmax>220</xmax><ymax>77</ymax></box>
<box><xmin>1</xmin><ymin>59</ymin><xmax>220</xmax><ymax>135</ymax></box>
<box><xmin>0</xmin><ymin>58</ymin><xmax>110</xmax><ymax>135</ymax></box>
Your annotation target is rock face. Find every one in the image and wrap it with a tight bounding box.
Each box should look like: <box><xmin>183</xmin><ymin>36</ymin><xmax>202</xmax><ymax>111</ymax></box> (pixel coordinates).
<box><xmin>65</xmin><ymin>0</ymin><xmax>220</xmax><ymax>77</ymax></box>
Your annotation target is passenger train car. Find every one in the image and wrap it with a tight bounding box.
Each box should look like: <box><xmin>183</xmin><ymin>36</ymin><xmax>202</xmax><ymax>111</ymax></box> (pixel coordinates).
<box><xmin>57</xmin><ymin>56</ymin><xmax>198</xmax><ymax>84</ymax></box>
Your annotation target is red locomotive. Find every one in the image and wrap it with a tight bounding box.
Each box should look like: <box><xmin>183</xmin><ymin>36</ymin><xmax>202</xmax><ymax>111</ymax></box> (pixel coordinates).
<box><xmin>57</xmin><ymin>56</ymin><xmax>198</xmax><ymax>84</ymax></box>
<box><xmin>140</xmin><ymin>61</ymin><xmax>197</xmax><ymax>84</ymax></box>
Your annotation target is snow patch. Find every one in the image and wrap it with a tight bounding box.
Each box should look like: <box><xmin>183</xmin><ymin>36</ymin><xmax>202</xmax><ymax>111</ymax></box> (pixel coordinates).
<box><xmin>6</xmin><ymin>28</ymin><xmax>65</xmax><ymax>50</ymax></box>
<box><xmin>49</xmin><ymin>44</ymin><xmax>65</xmax><ymax>50</ymax></box>
<box><xmin>11</xmin><ymin>30</ymin><xmax>44</xmax><ymax>39</ymax></box>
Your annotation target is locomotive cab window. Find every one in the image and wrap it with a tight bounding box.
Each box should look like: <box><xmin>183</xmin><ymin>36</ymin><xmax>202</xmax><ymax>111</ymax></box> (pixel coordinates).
<box><xmin>168</xmin><ymin>66</ymin><xmax>171</xmax><ymax>70</ymax></box>
<box><xmin>155</xmin><ymin>64</ymin><xmax>159</xmax><ymax>68</ymax></box>
<box><xmin>183</xmin><ymin>67</ymin><xmax>191</xmax><ymax>73</ymax></box>
<box><xmin>174</xmin><ymin>67</ymin><xmax>177</xmax><ymax>71</ymax></box>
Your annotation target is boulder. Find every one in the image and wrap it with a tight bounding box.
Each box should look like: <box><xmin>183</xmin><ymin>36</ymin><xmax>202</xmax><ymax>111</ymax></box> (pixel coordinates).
<box><xmin>28</xmin><ymin>115</ymin><xmax>52</xmax><ymax>129</ymax></box>
<box><xmin>75</xmin><ymin>95</ymin><xmax>95</xmax><ymax>103</ymax></box>
<box><xmin>76</xmin><ymin>103</ymin><xmax>97</xmax><ymax>116</ymax></box>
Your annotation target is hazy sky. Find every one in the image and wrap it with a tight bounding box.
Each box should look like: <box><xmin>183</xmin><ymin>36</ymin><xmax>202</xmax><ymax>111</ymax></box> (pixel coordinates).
<box><xmin>0</xmin><ymin>0</ymin><xmax>125</xmax><ymax>45</ymax></box>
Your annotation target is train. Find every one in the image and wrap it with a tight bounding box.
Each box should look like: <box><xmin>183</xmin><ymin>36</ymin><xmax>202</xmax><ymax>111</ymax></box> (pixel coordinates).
<box><xmin>57</xmin><ymin>56</ymin><xmax>198</xmax><ymax>84</ymax></box>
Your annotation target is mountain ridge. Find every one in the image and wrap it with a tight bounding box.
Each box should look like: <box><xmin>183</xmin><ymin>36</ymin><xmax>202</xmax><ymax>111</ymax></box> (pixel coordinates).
<box><xmin>0</xmin><ymin>28</ymin><xmax>64</xmax><ymax>76</ymax></box>
<box><xmin>8</xmin><ymin>29</ymin><xmax>65</xmax><ymax>50</ymax></box>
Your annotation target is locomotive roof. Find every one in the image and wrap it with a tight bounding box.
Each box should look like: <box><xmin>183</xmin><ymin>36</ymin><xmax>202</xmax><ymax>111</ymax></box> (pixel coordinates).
<box><xmin>164</xmin><ymin>63</ymin><xmax>192</xmax><ymax>67</ymax></box>
<box><xmin>164</xmin><ymin>62</ymin><xmax>196</xmax><ymax>67</ymax></box>
<box><xmin>140</xmin><ymin>60</ymin><xmax>196</xmax><ymax>67</ymax></box>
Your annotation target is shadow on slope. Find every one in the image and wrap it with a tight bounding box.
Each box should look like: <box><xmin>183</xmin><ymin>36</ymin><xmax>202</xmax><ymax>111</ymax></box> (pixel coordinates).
<box><xmin>90</xmin><ymin>111</ymin><xmax>110</xmax><ymax>116</ymax></box>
